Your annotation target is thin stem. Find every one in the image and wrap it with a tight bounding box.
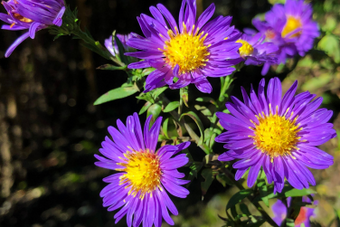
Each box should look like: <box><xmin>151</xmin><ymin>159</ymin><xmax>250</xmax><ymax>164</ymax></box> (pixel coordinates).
<box><xmin>223</xmin><ymin>168</ymin><xmax>279</xmax><ymax>227</ymax></box>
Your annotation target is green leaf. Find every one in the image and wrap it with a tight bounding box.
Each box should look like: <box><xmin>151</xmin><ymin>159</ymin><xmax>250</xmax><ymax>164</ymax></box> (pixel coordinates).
<box><xmin>151</xmin><ymin>87</ymin><xmax>167</xmax><ymax>99</ymax></box>
<box><xmin>163</xmin><ymin>101</ymin><xmax>180</xmax><ymax>113</ymax></box>
<box><xmin>201</xmin><ymin>168</ymin><xmax>214</xmax><ymax>197</ymax></box>
<box><xmin>283</xmin><ymin>218</ymin><xmax>295</xmax><ymax>227</ymax></box>
<box><xmin>248</xmin><ymin>220</ymin><xmax>266</xmax><ymax>227</ymax></box>
<box><xmin>94</xmin><ymin>86</ymin><xmax>138</xmax><ymax>105</ymax></box>
<box><xmin>180</xmin><ymin>111</ymin><xmax>205</xmax><ymax>145</ymax></box>
<box><xmin>284</xmin><ymin>188</ymin><xmax>316</xmax><ymax>197</ymax></box>
<box><xmin>195</xmin><ymin>105</ymin><xmax>212</xmax><ymax>118</ymax></box>
<box><xmin>180</xmin><ymin>87</ymin><xmax>189</xmax><ymax>107</ymax></box>
<box><xmin>318</xmin><ymin>34</ymin><xmax>340</xmax><ymax>63</ymax></box>
<box><xmin>147</xmin><ymin>103</ymin><xmax>162</xmax><ymax>124</ymax></box>
<box><xmin>196</xmin><ymin>97</ymin><xmax>217</xmax><ymax>106</ymax></box>
<box><xmin>226</xmin><ymin>189</ymin><xmax>252</xmax><ymax>210</ymax></box>
<box><xmin>239</xmin><ymin>203</ymin><xmax>251</xmax><ymax>216</ymax></box>
<box><xmin>96</xmin><ymin>64</ymin><xmax>126</xmax><ymax>71</ymax></box>
<box><xmin>114</xmin><ymin>35</ymin><xmax>129</xmax><ymax>65</ymax></box>
<box><xmin>139</xmin><ymin>101</ymin><xmax>152</xmax><ymax>115</ymax></box>
<box><xmin>162</xmin><ymin>118</ymin><xmax>169</xmax><ymax>139</ymax></box>
<box><xmin>189</xmin><ymin>162</ymin><xmax>203</xmax><ymax>178</ymax></box>
<box><xmin>259</xmin><ymin>183</ymin><xmax>269</xmax><ymax>207</ymax></box>
<box><xmin>216</xmin><ymin>173</ymin><xmax>233</xmax><ymax>187</ymax></box>
<box><xmin>322</xmin><ymin>16</ymin><xmax>337</xmax><ymax>32</ymax></box>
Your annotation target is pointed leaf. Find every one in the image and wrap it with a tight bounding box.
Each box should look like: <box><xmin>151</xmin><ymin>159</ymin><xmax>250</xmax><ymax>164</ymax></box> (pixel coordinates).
<box><xmin>163</xmin><ymin>101</ymin><xmax>180</xmax><ymax>113</ymax></box>
<box><xmin>284</xmin><ymin>188</ymin><xmax>316</xmax><ymax>197</ymax></box>
<box><xmin>226</xmin><ymin>189</ymin><xmax>252</xmax><ymax>210</ymax></box>
<box><xmin>114</xmin><ymin>35</ymin><xmax>129</xmax><ymax>65</ymax></box>
<box><xmin>139</xmin><ymin>101</ymin><xmax>152</xmax><ymax>115</ymax></box>
<box><xmin>97</xmin><ymin>64</ymin><xmax>126</xmax><ymax>71</ymax></box>
<box><xmin>179</xmin><ymin>111</ymin><xmax>204</xmax><ymax>145</ymax></box>
<box><xmin>201</xmin><ymin>168</ymin><xmax>214</xmax><ymax>196</ymax></box>
<box><xmin>94</xmin><ymin>86</ymin><xmax>138</xmax><ymax>105</ymax></box>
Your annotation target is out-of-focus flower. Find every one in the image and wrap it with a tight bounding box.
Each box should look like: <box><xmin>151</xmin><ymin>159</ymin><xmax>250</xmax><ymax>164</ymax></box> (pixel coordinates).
<box><xmin>252</xmin><ymin>0</ymin><xmax>319</xmax><ymax>75</ymax></box>
<box><xmin>216</xmin><ymin>77</ymin><xmax>335</xmax><ymax>193</ymax></box>
<box><xmin>104</xmin><ymin>33</ymin><xmax>140</xmax><ymax>57</ymax></box>
<box><xmin>95</xmin><ymin>112</ymin><xmax>190</xmax><ymax>227</ymax></box>
<box><xmin>125</xmin><ymin>0</ymin><xmax>242</xmax><ymax>93</ymax></box>
<box><xmin>272</xmin><ymin>196</ymin><xmax>316</xmax><ymax>227</ymax></box>
<box><xmin>235</xmin><ymin>31</ymin><xmax>278</xmax><ymax>66</ymax></box>
<box><xmin>0</xmin><ymin>0</ymin><xmax>66</xmax><ymax>57</ymax></box>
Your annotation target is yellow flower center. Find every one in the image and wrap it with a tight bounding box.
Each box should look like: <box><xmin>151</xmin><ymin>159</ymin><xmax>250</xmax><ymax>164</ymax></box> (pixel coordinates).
<box><xmin>161</xmin><ymin>24</ymin><xmax>210</xmax><ymax>75</ymax></box>
<box><xmin>118</xmin><ymin>149</ymin><xmax>162</xmax><ymax>198</ymax></box>
<box><xmin>250</xmin><ymin>107</ymin><xmax>302</xmax><ymax>159</ymax></box>
<box><xmin>281</xmin><ymin>16</ymin><xmax>302</xmax><ymax>38</ymax></box>
<box><xmin>11</xmin><ymin>13</ymin><xmax>33</xmax><ymax>27</ymax></box>
<box><xmin>236</xmin><ymin>39</ymin><xmax>254</xmax><ymax>56</ymax></box>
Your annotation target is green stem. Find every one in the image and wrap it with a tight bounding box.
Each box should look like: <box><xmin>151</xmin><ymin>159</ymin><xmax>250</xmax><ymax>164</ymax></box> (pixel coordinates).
<box><xmin>223</xmin><ymin>168</ymin><xmax>279</xmax><ymax>227</ymax></box>
<box><xmin>72</xmin><ymin>28</ymin><xmax>123</xmax><ymax>64</ymax></box>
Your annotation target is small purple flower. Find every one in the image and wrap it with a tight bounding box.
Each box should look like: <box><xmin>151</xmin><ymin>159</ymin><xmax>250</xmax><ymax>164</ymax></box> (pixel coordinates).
<box><xmin>235</xmin><ymin>31</ymin><xmax>278</xmax><ymax>66</ymax></box>
<box><xmin>0</xmin><ymin>0</ymin><xmax>65</xmax><ymax>57</ymax></box>
<box><xmin>95</xmin><ymin>113</ymin><xmax>191</xmax><ymax>227</ymax></box>
<box><xmin>104</xmin><ymin>33</ymin><xmax>139</xmax><ymax>57</ymax></box>
<box><xmin>272</xmin><ymin>196</ymin><xmax>316</xmax><ymax>227</ymax></box>
<box><xmin>252</xmin><ymin>0</ymin><xmax>319</xmax><ymax>74</ymax></box>
<box><xmin>125</xmin><ymin>0</ymin><xmax>242</xmax><ymax>93</ymax></box>
<box><xmin>216</xmin><ymin>77</ymin><xmax>335</xmax><ymax>193</ymax></box>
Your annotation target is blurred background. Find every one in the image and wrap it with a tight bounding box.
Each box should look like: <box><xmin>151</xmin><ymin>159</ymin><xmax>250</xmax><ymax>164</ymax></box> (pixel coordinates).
<box><xmin>0</xmin><ymin>0</ymin><xmax>339</xmax><ymax>226</ymax></box>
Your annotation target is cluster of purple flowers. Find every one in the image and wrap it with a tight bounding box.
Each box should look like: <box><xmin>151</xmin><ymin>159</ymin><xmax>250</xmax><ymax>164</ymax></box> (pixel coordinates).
<box><xmin>0</xmin><ymin>0</ymin><xmax>332</xmax><ymax>226</ymax></box>
<box><xmin>96</xmin><ymin>0</ymin><xmax>329</xmax><ymax>226</ymax></box>
<box><xmin>252</xmin><ymin>0</ymin><xmax>320</xmax><ymax>75</ymax></box>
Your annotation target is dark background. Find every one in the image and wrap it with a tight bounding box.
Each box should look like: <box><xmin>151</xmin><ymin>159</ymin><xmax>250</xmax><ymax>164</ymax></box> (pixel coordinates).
<box><xmin>0</xmin><ymin>0</ymin><xmax>339</xmax><ymax>226</ymax></box>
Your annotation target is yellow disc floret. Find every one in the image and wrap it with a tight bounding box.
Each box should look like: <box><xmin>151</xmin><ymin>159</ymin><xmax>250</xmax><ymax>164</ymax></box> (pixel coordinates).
<box><xmin>13</xmin><ymin>13</ymin><xmax>33</xmax><ymax>23</ymax></box>
<box><xmin>250</xmin><ymin>107</ymin><xmax>301</xmax><ymax>159</ymax></box>
<box><xmin>118</xmin><ymin>149</ymin><xmax>162</xmax><ymax>198</ymax></box>
<box><xmin>281</xmin><ymin>16</ymin><xmax>302</xmax><ymax>38</ymax></box>
<box><xmin>161</xmin><ymin>24</ymin><xmax>210</xmax><ymax>75</ymax></box>
<box><xmin>236</xmin><ymin>39</ymin><xmax>254</xmax><ymax>57</ymax></box>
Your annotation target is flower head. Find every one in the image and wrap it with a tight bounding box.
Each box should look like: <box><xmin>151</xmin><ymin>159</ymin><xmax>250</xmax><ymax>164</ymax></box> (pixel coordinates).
<box><xmin>216</xmin><ymin>77</ymin><xmax>335</xmax><ymax>193</ymax></box>
<box><xmin>272</xmin><ymin>196</ymin><xmax>316</xmax><ymax>227</ymax></box>
<box><xmin>126</xmin><ymin>0</ymin><xmax>242</xmax><ymax>93</ymax></box>
<box><xmin>104</xmin><ymin>33</ymin><xmax>139</xmax><ymax>57</ymax></box>
<box><xmin>252</xmin><ymin>0</ymin><xmax>319</xmax><ymax>74</ymax></box>
<box><xmin>235</xmin><ymin>31</ymin><xmax>278</xmax><ymax>66</ymax></box>
<box><xmin>0</xmin><ymin>0</ymin><xmax>65</xmax><ymax>57</ymax></box>
<box><xmin>95</xmin><ymin>113</ymin><xmax>191</xmax><ymax>227</ymax></box>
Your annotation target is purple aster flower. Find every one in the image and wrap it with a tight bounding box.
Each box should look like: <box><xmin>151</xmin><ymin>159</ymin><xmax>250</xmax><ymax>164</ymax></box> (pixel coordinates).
<box><xmin>272</xmin><ymin>196</ymin><xmax>316</xmax><ymax>227</ymax></box>
<box><xmin>0</xmin><ymin>0</ymin><xmax>65</xmax><ymax>57</ymax></box>
<box><xmin>235</xmin><ymin>31</ymin><xmax>278</xmax><ymax>66</ymax></box>
<box><xmin>95</xmin><ymin>112</ymin><xmax>191</xmax><ymax>227</ymax></box>
<box><xmin>252</xmin><ymin>0</ymin><xmax>319</xmax><ymax>74</ymax></box>
<box><xmin>104</xmin><ymin>33</ymin><xmax>139</xmax><ymax>57</ymax></box>
<box><xmin>125</xmin><ymin>0</ymin><xmax>242</xmax><ymax>93</ymax></box>
<box><xmin>216</xmin><ymin>77</ymin><xmax>335</xmax><ymax>193</ymax></box>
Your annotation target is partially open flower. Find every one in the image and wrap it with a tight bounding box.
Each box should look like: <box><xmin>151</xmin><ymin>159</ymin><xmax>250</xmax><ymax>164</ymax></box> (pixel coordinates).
<box><xmin>104</xmin><ymin>33</ymin><xmax>140</xmax><ymax>57</ymax></box>
<box><xmin>235</xmin><ymin>31</ymin><xmax>278</xmax><ymax>66</ymax></box>
<box><xmin>0</xmin><ymin>0</ymin><xmax>66</xmax><ymax>57</ymax></box>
